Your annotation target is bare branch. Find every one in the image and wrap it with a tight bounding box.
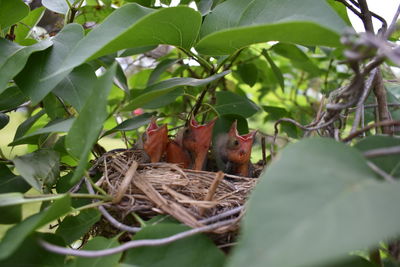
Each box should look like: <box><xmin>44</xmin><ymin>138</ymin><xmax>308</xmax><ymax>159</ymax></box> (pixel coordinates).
<box><xmin>343</xmin><ymin>120</ymin><xmax>400</xmax><ymax>142</ymax></box>
<box><xmin>367</xmin><ymin>161</ymin><xmax>396</xmax><ymax>183</ymax></box>
<box><xmin>364</xmin><ymin>145</ymin><xmax>400</xmax><ymax>158</ymax></box>
<box><xmin>39</xmin><ymin>218</ymin><xmax>237</xmax><ymax>258</ymax></box>
<box><xmin>85</xmin><ymin>178</ymin><xmax>141</xmax><ymax>233</ymax></box>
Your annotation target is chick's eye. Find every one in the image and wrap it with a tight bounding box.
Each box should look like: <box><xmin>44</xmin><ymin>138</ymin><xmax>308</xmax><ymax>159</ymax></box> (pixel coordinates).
<box><xmin>142</xmin><ymin>134</ymin><xmax>147</xmax><ymax>142</ymax></box>
<box><xmin>228</xmin><ymin>138</ymin><xmax>240</xmax><ymax>149</ymax></box>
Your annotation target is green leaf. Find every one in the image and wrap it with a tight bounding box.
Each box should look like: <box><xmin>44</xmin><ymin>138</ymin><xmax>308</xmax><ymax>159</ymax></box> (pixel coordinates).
<box><xmin>52</xmin><ymin>64</ymin><xmax>97</xmax><ymax>112</ymax></box>
<box><xmin>196</xmin><ymin>0</ymin><xmax>347</xmax><ymax>55</ymax></box>
<box><xmin>0</xmin><ymin>192</ymin><xmax>67</xmax><ymax>207</ymax></box>
<box><xmin>0</xmin><ymin>86</ymin><xmax>28</xmax><ymax>112</ymax></box>
<box><xmin>0</xmin><ymin>112</ymin><xmax>9</xmax><ymax>130</ymax></box>
<box><xmin>271</xmin><ymin>43</ymin><xmax>321</xmax><ymax>76</ymax></box>
<box><xmin>75</xmin><ymin>5</ymin><xmax>114</xmax><ymax>25</ymax></box>
<box><xmin>73</xmin><ymin>237</ymin><xmax>122</xmax><ymax>267</ymax></box>
<box><xmin>15</xmin><ymin>24</ymin><xmax>85</xmax><ymax>105</ymax></box>
<box><xmin>43</xmin><ymin>93</ymin><xmax>66</xmax><ymax>119</ymax></box>
<box><xmin>103</xmin><ymin>112</ymin><xmax>156</xmax><ymax>136</ymax></box>
<box><xmin>0</xmin><ymin>195</ymin><xmax>71</xmax><ymax>260</ymax></box>
<box><xmin>0</xmin><ymin>233</ymin><xmax>65</xmax><ymax>266</ymax></box>
<box><xmin>262</xmin><ymin>49</ymin><xmax>284</xmax><ymax>91</ymax></box>
<box><xmin>42</xmin><ymin>0</ymin><xmax>73</xmax><ymax>14</ymax></box>
<box><xmin>10</xmin><ymin>118</ymin><xmax>74</xmax><ymax>146</ymax></box>
<box><xmin>0</xmin><ymin>0</ymin><xmax>29</xmax><ymax>29</ymax></box>
<box><xmin>66</xmin><ymin>64</ymin><xmax>116</xmax><ymax>183</ymax></box>
<box><xmin>0</xmin><ymin>38</ymin><xmax>52</xmax><ymax>94</ymax></box>
<box><xmin>0</xmin><ymin>205</ymin><xmax>22</xmax><ymax>224</ymax></box>
<box><xmin>14</xmin><ymin>6</ymin><xmax>45</xmax><ymax>45</ymax></box>
<box><xmin>48</xmin><ymin>4</ymin><xmax>201</xmax><ymax>78</ymax></box>
<box><xmin>56</xmin><ymin>209</ymin><xmax>101</xmax><ymax>244</ymax></box>
<box><xmin>118</xmin><ymin>45</ymin><xmax>157</xmax><ymax>57</ymax></box>
<box><xmin>354</xmin><ymin>136</ymin><xmax>400</xmax><ymax>177</ymax></box>
<box><xmin>147</xmin><ymin>58</ymin><xmax>180</xmax><ymax>85</ymax></box>
<box><xmin>123</xmin><ymin>223</ymin><xmax>226</xmax><ymax>267</ymax></box>
<box><xmin>124</xmin><ymin>70</ymin><xmax>230</xmax><ymax>111</ymax></box>
<box><xmin>0</xmin><ymin>164</ymin><xmax>30</xmax><ymax>194</ymax></box>
<box><xmin>228</xmin><ymin>138</ymin><xmax>400</xmax><ymax>267</ymax></box>
<box><xmin>326</xmin><ymin>0</ymin><xmax>352</xmax><ymax>26</ymax></box>
<box><xmin>13</xmin><ymin>149</ymin><xmax>60</xmax><ymax>192</ymax></box>
<box><xmin>12</xmin><ymin>109</ymin><xmax>46</xmax><ymax>142</ymax></box>
<box><xmin>237</xmin><ymin>63</ymin><xmax>258</xmax><ymax>87</ymax></box>
<box><xmin>215</xmin><ymin>91</ymin><xmax>260</xmax><ymax>118</ymax></box>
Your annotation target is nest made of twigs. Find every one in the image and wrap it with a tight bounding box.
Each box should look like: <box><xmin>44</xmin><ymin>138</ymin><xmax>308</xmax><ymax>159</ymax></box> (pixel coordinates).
<box><xmin>92</xmin><ymin>149</ymin><xmax>258</xmax><ymax>234</ymax></box>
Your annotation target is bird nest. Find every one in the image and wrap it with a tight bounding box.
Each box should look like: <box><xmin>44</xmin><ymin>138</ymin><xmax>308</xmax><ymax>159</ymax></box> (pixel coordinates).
<box><xmin>92</xmin><ymin>149</ymin><xmax>259</xmax><ymax>235</ymax></box>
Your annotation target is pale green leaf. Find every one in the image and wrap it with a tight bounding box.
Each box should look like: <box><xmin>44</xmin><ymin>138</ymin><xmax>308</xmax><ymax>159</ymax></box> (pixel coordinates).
<box><xmin>229</xmin><ymin>138</ymin><xmax>400</xmax><ymax>267</ymax></box>
<box><xmin>196</xmin><ymin>0</ymin><xmax>347</xmax><ymax>55</ymax></box>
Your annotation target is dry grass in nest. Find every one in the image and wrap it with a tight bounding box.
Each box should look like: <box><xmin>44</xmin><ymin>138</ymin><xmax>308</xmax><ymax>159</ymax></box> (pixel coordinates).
<box><xmin>92</xmin><ymin>149</ymin><xmax>259</xmax><ymax>235</ymax></box>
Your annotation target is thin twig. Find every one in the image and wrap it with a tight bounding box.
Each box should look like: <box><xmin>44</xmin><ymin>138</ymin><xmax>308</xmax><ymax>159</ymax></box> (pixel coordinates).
<box><xmin>85</xmin><ymin>178</ymin><xmax>141</xmax><ymax>233</ymax></box>
<box><xmin>364</xmin><ymin>145</ymin><xmax>400</xmax><ymax>158</ymax></box>
<box><xmin>199</xmin><ymin>206</ymin><xmax>243</xmax><ymax>224</ymax></box>
<box><xmin>39</xmin><ymin>218</ymin><xmax>237</xmax><ymax>257</ymax></box>
<box><xmin>342</xmin><ymin>120</ymin><xmax>400</xmax><ymax>142</ymax></box>
<box><xmin>367</xmin><ymin>161</ymin><xmax>396</xmax><ymax>183</ymax></box>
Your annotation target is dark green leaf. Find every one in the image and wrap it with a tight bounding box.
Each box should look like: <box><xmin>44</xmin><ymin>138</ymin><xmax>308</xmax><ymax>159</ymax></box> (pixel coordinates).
<box><xmin>10</xmin><ymin>118</ymin><xmax>74</xmax><ymax>146</ymax></box>
<box><xmin>15</xmin><ymin>24</ymin><xmax>84</xmax><ymax>105</ymax></box>
<box><xmin>229</xmin><ymin>138</ymin><xmax>400</xmax><ymax>267</ymax></box>
<box><xmin>123</xmin><ymin>223</ymin><xmax>226</xmax><ymax>267</ymax></box>
<box><xmin>14</xmin><ymin>7</ymin><xmax>45</xmax><ymax>45</ymax></box>
<box><xmin>262</xmin><ymin>50</ymin><xmax>284</xmax><ymax>91</ymax></box>
<box><xmin>13</xmin><ymin>109</ymin><xmax>46</xmax><ymax>142</ymax></box>
<box><xmin>271</xmin><ymin>43</ymin><xmax>321</xmax><ymax>76</ymax></box>
<box><xmin>43</xmin><ymin>93</ymin><xmax>66</xmax><ymax>119</ymax></box>
<box><xmin>0</xmin><ymin>195</ymin><xmax>70</xmax><ymax>260</ymax></box>
<box><xmin>118</xmin><ymin>45</ymin><xmax>158</xmax><ymax>57</ymax></box>
<box><xmin>66</xmin><ymin>64</ymin><xmax>116</xmax><ymax>183</ymax></box>
<box><xmin>47</xmin><ymin>4</ymin><xmax>201</xmax><ymax>78</ymax></box>
<box><xmin>56</xmin><ymin>209</ymin><xmax>101</xmax><ymax>244</ymax></box>
<box><xmin>144</xmin><ymin>87</ymin><xmax>184</xmax><ymax>109</ymax></box>
<box><xmin>103</xmin><ymin>112</ymin><xmax>156</xmax><ymax>136</ymax></box>
<box><xmin>75</xmin><ymin>5</ymin><xmax>114</xmax><ymax>24</ymax></box>
<box><xmin>0</xmin><ymin>164</ymin><xmax>30</xmax><ymax>193</ymax></box>
<box><xmin>52</xmin><ymin>64</ymin><xmax>97</xmax><ymax>112</ymax></box>
<box><xmin>0</xmin><ymin>0</ymin><xmax>29</xmax><ymax>29</ymax></box>
<box><xmin>0</xmin><ymin>205</ymin><xmax>21</xmax><ymax>224</ymax></box>
<box><xmin>196</xmin><ymin>0</ymin><xmax>347</xmax><ymax>55</ymax></box>
<box><xmin>0</xmin><ymin>38</ymin><xmax>52</xmax><ymax>94</ymax></box>
<box><xmin>354</xmin><ymin>136</ymin><xmax>400</xmax><ymax>177</ymax></box>
<box><xmin>0</xmin><ymin>112</ymin><xmax>9</xmax><ymax>130</ymax></box>
<box><xmin>0</xmin><ymin>233</ymin><xmax>65</xmax><ymax>266</ymax></box>
<box><xmin>237</xmin><ymin>63</ymin><xmax>258</xmax><ymax>87</ymax></box>
<box><xmin>74</xmin><ymin>237</ymin><xmax>122</xmax><ymax>267</ymax></box>
<box><xmin>124</xmin><ymin>70</ymin><xmax>230</xmax><ymax>111</ymax></box>
<box><xmin>0</xmin><ymin>86</ymin><xmax>28</xmax><ymax>112</ymax></box>
<box><xmin>147</xmin><ymin>58</ymin><xmax>180</xmax><ymax>85</ymax></box>
<box><xmin>13</xmin><ymin>149</ymin><xmax>60</xmax><ymax>192</ymax></box>
<box><xmin>215</xmin><ymin>91</ymin><xmax>260</xmax><ymax>118</ymax></box>
<box><xmin>42</xmin><ymin>0</ymin><xmax>73</xmax><ymax>14</ymax></box>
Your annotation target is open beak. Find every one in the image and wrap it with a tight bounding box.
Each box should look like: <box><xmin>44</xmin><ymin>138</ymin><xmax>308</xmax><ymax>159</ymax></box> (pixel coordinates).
<box><xmin>227</xmin><ymin>120</ymin><xmax>257</xmax><ymax>165</ymax></box>
<box><xmin>143</xmin><ymin>117</ymin><xmax>168</xmax><ymax>163</ymax></box>
<box><xmin>183</xmin><ymin>116</ymin><xmax>217</xmax><ymax>170</ymax></box>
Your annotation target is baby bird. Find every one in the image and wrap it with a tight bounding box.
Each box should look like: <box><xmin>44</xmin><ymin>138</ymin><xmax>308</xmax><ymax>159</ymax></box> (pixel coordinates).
<box><xmin>142</xmin><ymin>117</ymin><xmax>169</xmax><ymax>163</ymax></box>
<box><xmin>166</xmin><ymin>129</ymin><xmax>191</xmax><ymax>168</ymax></box>
<box><xmin>181</xmin><ymin>117</ymin><xmax>217</xmax><ymax>170</ymax></box>
<box><xmin>217</xmin><ymin>121</ymin><xmax>257</xmax><ymax>177</ymax></box>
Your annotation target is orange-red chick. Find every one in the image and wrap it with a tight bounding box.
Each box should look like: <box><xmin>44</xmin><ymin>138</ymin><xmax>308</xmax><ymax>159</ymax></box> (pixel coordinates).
<box><xmin>218</xmin><ymin>121</ymin><xmax>257</xmax><ymax>177</ymax></box>
<box><xmin>182</xmin><ymin>117</ymin><xmax>217</xmax><ymax>170</ymax></box>
<box><xmin>142</xmin><ymin>117</ymin><xmax>168</xmax><ymax>163</ymax></box>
